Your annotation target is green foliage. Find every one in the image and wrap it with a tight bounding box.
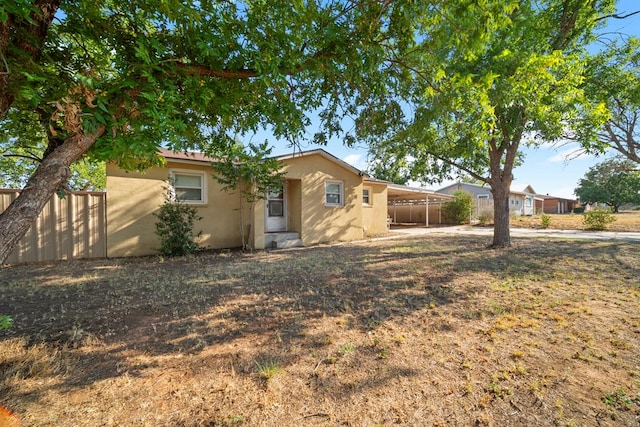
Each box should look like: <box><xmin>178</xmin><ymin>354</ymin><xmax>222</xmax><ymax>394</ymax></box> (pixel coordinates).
<box><xmin>211</xmin><ymin>141</ymin><xmax>284</xmax><ymax>250</ymax></box>
<box><xmin>540</xmin><ymin>214</ymin><xmax>551</xmax><ymax>228</ymax></box>
<box><xmin>364</xmin><ymin>0</ymin><xmax>615</xmax><ymax>246</ymax></box>
<box><xmin>583</xmin><ymin>208</ymin><xmax>616</xmax><ymax>231</ymax></box>
<box><xmin>0</xmin><ymin>109</ymin><xmax>106</xmax><ymax>190</ymax></box>
<box><xmin>575</xmin><ymin>157</ymin><xmax>640</xmax><ymax>212</ymax></box>
<box><xmin>442</xmin><ymin>191</ymin><xmax>475</xmax><ymax>225</ymax></box>
<box><xmin>153</xmin><ymin>193</ymin><xmax>203</xmax><ymax>256</ymax></box>
<box><xmin>584</xmin><ymin>38</ymin><xmax>640</xmax><ymax>161</ymax></box>
<box><xmin>212</xmin><ymin>141</ymin><xmax>284</xmax><ymax>205</ymax></box>
<box><xmin>0</xmin><ymin>314</ymin><xmax>12</xmax><ymax>330</ymax></box>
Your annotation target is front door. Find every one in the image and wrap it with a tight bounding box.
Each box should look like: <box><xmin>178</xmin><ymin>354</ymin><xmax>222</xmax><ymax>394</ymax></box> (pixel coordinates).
<box><xmin>265</xmin><ymin>183</ymin><xmax>287</xmax><ymax>232</ymax></box>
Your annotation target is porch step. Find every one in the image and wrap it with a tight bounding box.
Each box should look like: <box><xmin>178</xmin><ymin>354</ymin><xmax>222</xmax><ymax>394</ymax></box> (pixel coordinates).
<box><xmin>274</xmin><ymin>238</ymin><xmax>304</xmax><ymax>249</ymax></box>
<box><xmin>265</xmin><ymin>232</ymin><xmax>303</xmax><ymax>249</ymax></box>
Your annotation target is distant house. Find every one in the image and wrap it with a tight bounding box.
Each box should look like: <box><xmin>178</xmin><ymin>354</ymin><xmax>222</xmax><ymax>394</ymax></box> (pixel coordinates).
<box><xmin>436</xmin><ymin>182</ymin><xmax>541</xmax><ymax>216</ymax></box>
<box><xmin>535</xmin><ymin>195</ymin><xmax>579</xmax><ymax>214</ymax></box>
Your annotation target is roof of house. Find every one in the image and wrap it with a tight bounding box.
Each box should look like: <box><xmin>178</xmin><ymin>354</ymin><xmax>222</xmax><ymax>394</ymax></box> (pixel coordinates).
<box><xmin>274</xmin><ymin>149</ymin><xmax>367</xmax><ymax>177</ymax></box>
<box><xmin>387</xmin><ymin>183</ymin><xmax>453</xmax><ymax>202</ymax></box>
<box><xmin>159</xmin><ymin>147</ymin><xmax>368</xmax><ymax>177</ymax></box>
<box><xmin>159</xmin><ymin>148</ymin><xmax>216</xmax><ymax>164</ymax></box>
<box><xmin>436</xmin><ymin>182</ymin><xmax>491</xmax><ymax>193</ymax></box>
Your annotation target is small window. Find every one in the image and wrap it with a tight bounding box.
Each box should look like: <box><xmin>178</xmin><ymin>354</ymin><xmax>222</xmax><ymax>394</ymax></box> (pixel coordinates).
<box><xmin>363</xmin><ymin>187</ymin><xmax>371</xmax><ymax>205</ymax></box>
<box><xmin>325</xmin><ymin>180</ymin><xmax>344</xmax><ymax>207</ymax></box>
<box><xmin>477</xmin><ymin>194</ymin><xmax>490</xmax><ymax>199</ymax></box>
<box><xmin>170</xmin><ymin>170</ymin><xmax>206</xmax><ymax>204</ymax></box>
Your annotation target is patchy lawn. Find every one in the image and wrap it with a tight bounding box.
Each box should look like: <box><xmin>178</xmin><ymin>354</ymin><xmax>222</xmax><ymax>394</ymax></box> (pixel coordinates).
<box><xmin>1</xmin><ymin>235</ymin><xmax>639</xmax><ymax>426</ymax></box>
<box><xmin>510</xmin><ymin>210</ymin><xmax>640</xmax><ymax>232</ymax></box>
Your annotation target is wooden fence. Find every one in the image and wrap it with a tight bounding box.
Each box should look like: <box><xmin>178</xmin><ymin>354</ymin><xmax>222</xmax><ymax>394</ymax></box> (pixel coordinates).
<box><xmin>0</xmin><ymin>190</ymin><xmax>106</xmax><ymax>264</ymax></box>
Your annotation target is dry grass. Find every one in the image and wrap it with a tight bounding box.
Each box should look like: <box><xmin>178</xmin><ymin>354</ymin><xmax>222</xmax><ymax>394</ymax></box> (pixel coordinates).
<box><xmin>510</xmin><ymin>210</ymin><xmax>640</xmax><ymax>232</ymax></box>
<box><xmin>1</xmin><ymin>235</ymin><xmax>639</xmax><ymax>426</ymax></box>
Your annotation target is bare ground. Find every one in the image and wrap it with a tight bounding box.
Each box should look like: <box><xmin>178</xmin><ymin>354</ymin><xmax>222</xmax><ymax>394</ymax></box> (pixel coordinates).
<box><xmin>1</xmin><ymin>234</ymin><xmax>639</xmax><ymax>426</ymax></box>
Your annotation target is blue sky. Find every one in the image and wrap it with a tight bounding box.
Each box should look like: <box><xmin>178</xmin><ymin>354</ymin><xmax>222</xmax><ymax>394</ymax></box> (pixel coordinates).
<box><xmin>253</xmin><ymin>1</ymin><xmax>640</xmax><ymax>199</ymax></box>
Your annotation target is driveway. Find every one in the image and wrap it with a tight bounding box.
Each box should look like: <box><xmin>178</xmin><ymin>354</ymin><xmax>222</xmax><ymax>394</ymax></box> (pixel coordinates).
<box><xmin>389</xmin><ymin>225</ymin><xmax>640</xmax><ymax>242</ymax></box>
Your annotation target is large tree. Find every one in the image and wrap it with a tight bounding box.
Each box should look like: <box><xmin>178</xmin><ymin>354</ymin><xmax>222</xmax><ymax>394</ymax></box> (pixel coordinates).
<box><xmin>575</xmin><ymin>157</ymin><xmax>640</xmax><ymax>212</ymax></box>
<box><xmin>0</xmin><ymin>1</ymin><xmax>418</xmax><ymax>264</ymax></box>
<box><xmin>364</xmin><ymin>0</ymin><xmax>616</xmax><ymax>248</ymax></box>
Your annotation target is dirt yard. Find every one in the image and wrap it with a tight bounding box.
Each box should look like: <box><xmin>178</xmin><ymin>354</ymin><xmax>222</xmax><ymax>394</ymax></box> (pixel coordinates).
<box><xmin>1</xmin><ymin>234</ymin><xmax>639</xmax><ymax>426</ymax></box>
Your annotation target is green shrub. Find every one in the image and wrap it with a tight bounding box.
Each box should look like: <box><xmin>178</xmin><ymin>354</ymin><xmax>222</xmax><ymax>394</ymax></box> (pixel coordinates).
<box><xmin>154</xmin><ymin>196</ymin><xmax>203</xmax><ymax>256</ymax></box>
<box><xmin>477</xmin><ymin>209</ymin><xmax>493</xmax><ymax>226</ymax></box>
<box><xmin>573</xmin><ymin>207</ymin><xmax>585</xmax><ymax>214</ymax></box>
<box><xmin>583</xmin><ymin>208</ymin><xmax>616</xmax><ymax>231</ymax></box>
<box><xmin>442</xmin><ymin>191</ymin><xmax>475</xmax><ymax>225</ymax></box>
<box><xmin>540</xmin><ymin>214</ymin><xmax>551</xmax><ymax>228</ymax></box>
<box><xmin>0</xmin><ymin>314</ymin><xmax>12</xmax><ymax>330</ymax></box>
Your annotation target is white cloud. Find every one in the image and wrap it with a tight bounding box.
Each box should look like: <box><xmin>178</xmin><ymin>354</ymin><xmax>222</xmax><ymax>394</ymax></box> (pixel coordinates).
<box><xmin>343</xmin><ymin>153</ymin><xmax>367</xmax><ymax>170</ymax></box>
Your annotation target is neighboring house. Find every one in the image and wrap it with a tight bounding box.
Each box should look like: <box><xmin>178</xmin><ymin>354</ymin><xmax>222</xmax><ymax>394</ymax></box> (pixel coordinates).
<box><xmin>436</xmin><ymin>182</ymin><xmax>541</xmax><ymax>216</ymax></box>
<box><xmin>106</xmin><ymin>148</ymin><xmax>389</xmax><ymax>257</ymax></box>
<box><xmin>536</xmin><ymin>195</ymin><xmax>579</xmax><ymax>214</ymax></box>
<box><xmin>510</xmin><ymin>184</ymin><xmax>540</xmax><ymax>216</ymax></box>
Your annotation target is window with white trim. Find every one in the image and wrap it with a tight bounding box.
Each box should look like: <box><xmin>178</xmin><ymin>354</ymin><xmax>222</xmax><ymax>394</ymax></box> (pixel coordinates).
<box><xmin>477</xmin><ymin>194</ymin><xmax>490</xmax><ymax>199</ymax></box>
<box><xmin>325</xmin><ymin>180</ymin><xmax>344</xmax><ymax>207</ymax></box>
<box><xmin>362</xmin><ymin>187</ymin><xmax>371</xmax><ymax>205</ymax></box>
<box><xmin>170</xmin><ymin>170</ymin><xmax>207</xmax><ymax>204</ymax></box>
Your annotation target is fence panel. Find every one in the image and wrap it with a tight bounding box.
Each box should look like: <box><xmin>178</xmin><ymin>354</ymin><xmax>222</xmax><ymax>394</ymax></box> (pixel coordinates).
<box><xmin>0</xmin><ymin>190</ymin><xmax>106</xmax><ymax>264</ymax></box>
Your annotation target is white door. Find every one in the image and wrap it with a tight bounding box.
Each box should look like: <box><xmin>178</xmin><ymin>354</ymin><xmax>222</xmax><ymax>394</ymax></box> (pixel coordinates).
<box><xmin>265</xmin><ymin>183</ymin><xmax>287</xmax><ymax>232</ymax></box>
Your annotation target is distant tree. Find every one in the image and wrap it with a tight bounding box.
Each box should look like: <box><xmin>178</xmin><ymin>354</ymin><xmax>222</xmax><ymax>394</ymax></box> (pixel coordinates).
<box><xmin>0</xmin><ymin>109</ymin><xmax>105</xmax><ymax>190</ymax></box>
<box><xmin>574</xmin><ymin>157</ymin><xmax>640</xmax><ymax>212</ymax></box>
<box><xmin>367</xmin><ymin>155</ymin><xmax>411</xmax><ymax>185</ymax></box>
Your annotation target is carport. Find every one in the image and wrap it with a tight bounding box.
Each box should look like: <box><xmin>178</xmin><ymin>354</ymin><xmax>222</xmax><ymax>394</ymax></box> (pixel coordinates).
<box><xmin>387</xmin><ymin>183</ymin><xmax>454</xmax><ymax>226</ymax></box>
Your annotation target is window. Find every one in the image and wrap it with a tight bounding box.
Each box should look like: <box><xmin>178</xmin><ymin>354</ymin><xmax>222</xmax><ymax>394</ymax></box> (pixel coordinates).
<box><xmin>362</xmin><ymin>187</ymin><xmax>371</xmax><ymax>205</ymax></box>
<box><xmin>325</xmin><ymin>180</ymin><xmax>344</xmax><ymax>206</ymax></box>
<box><xmin>477</xmin><ymin>194</ymin><xmax>490</xmax><ymax>199</ymax></box>
<box><xmin>525</xmin><ymin>198</ymin><xmax>532</xmax><ymax>207</ymax></box>
<box><xmin>170</xmin><ymin>170</ymin><xmax>206</xmax><ymax>204</ymax></box>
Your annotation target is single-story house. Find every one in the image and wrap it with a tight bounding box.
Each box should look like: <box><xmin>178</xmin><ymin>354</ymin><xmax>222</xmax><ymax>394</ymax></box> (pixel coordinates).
<box><xmin>436</xmin><ymin>182</ymin><xmax>543</xmax><ymax>216</ymax></box>
<box><xmin>106</xmin><ymin>148</ymin><xmax>389</xmax><ymax>256</ymax></box>
<box><xmin>536</xmin><ymin>195</ymin><xmax>579</xmax><ymax>214</ymax></box>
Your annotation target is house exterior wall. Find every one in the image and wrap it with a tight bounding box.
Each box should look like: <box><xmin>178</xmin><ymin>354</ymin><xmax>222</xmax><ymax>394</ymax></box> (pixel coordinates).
<box><xmin>362</xmin><ymin>183</ymin><xmax>388</xmax><ymax>236</ymax></box>
<box><xmin>271</xmin><ymin>153</ymin><xmax>366</xmax><ymax>246</ymax></box>
<box><xmin>106</xmin><ymin>161</ymin><xmax>248</xmax><ymax>257</ymax></box>
<box><xmin>536</xmin><ymin>198</ymin><xmax>578</xmax><ymax>214</ymax></box>
<box><xmin>438</xmin><ymin>183</ymin><xmax>493</xmax><ymax>199</ymax></box>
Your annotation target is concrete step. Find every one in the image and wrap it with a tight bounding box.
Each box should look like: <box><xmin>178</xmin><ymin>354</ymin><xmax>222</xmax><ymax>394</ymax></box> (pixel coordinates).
<box><xmin>273</xmin><ymin>238</ymin><xmax>304</xmax><ymax>249</ymax></box>
<box><xmin>265</xmin><ymin>232</ymin><xmax>302</xmax><ymax>248</ymax></box>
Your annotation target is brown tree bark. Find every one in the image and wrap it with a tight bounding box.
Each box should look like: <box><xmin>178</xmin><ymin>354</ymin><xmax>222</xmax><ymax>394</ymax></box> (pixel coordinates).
<box><xmin>0</xmin><ymin>129</ymin><xmax>104</xmax><ymax>264</ymax></box>
<box><xmin>490</xmin><ymin>183</ymin><xmax>511</xmax><ymax>248</ymax></box>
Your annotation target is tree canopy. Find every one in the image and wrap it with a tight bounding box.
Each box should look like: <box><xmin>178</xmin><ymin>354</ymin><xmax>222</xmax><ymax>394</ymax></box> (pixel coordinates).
<box><xmin>574</xmin><ymin>157</ymin><xmax>640</xmax><ymax>211</ymax></box>
<box><xmin>364</xmin><ymin>0</ymin><xmax>618</xmax><ymax>247</ymax></box>
<box><xmin>0</xmin><ymin>0</ymin><xmax>419</xmax><ymax>264</ymax></box>
<box><xmin>0</xmin><ymin>110</ymin><xmax>105</xmax><ymax>190</ymax></box>
<box><xmin>585</xmin><ymin>37</ymin><xmax>640</xmax><ymax>162</ymax></box>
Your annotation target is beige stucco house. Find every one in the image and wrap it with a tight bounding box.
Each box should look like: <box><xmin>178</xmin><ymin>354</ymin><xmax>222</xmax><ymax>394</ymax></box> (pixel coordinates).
<box><xmin>106</xmin><ymin>148</ymin><xmax>389</xmax><ymax>257</ymax></box>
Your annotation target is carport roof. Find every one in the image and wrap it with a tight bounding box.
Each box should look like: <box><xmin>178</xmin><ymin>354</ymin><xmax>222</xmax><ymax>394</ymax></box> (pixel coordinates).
<box><xmin>387</xmin><ymin>183</ymin><xmax>454</xmax><ymax>204</ymax></box>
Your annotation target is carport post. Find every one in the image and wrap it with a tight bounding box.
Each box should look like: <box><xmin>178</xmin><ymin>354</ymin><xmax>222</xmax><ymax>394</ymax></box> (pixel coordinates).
<box><xmin>425</xmin><ymin>196</ymin><xmax>429</xmax><ymax>226</ymax></box>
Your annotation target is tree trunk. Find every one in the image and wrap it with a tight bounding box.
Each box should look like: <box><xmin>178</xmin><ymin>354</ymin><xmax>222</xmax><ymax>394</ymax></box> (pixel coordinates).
<box><xmin>490</xmin><ymin>182</ymin><xmax>511</xmax><ymax>248</ymax></box>
<box><xmin>0</xmin><ymin>129</ymin><xmax>104</xmax><ymax>265</ymax></box>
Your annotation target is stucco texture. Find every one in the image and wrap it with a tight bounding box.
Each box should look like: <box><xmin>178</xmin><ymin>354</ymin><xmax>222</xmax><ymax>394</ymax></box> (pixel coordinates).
<box><xmin>106</xmin><ymin>162</ymin><xmax>247</xmax><ymax>257</ymax></box>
